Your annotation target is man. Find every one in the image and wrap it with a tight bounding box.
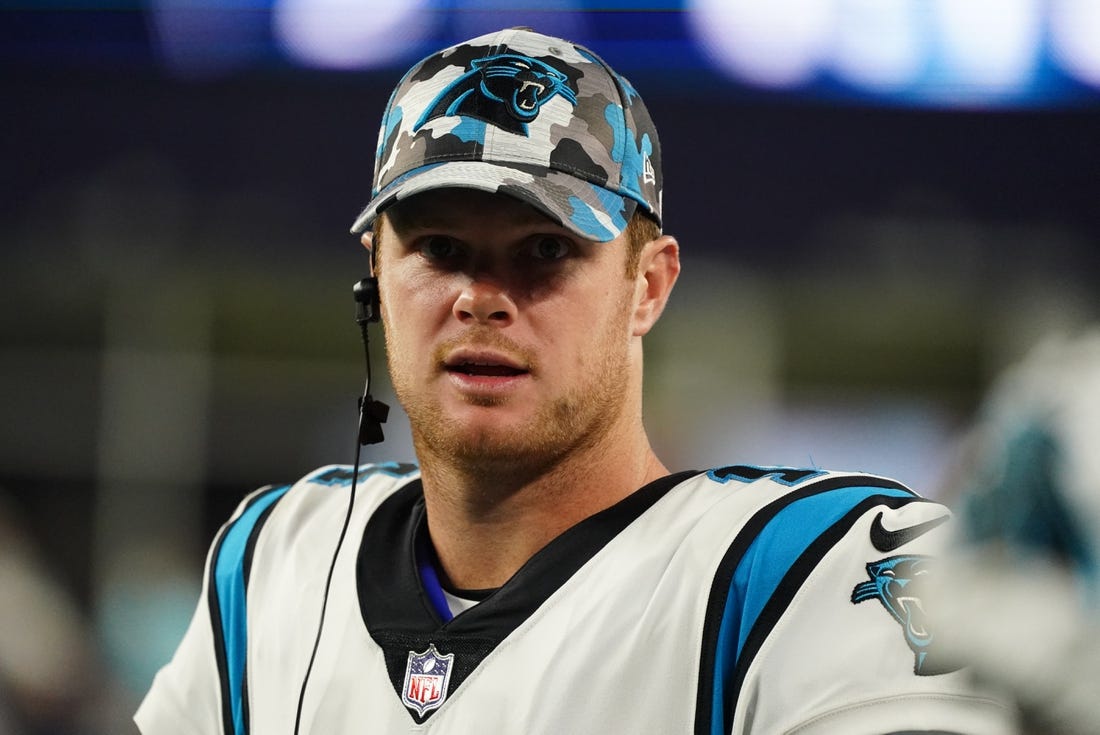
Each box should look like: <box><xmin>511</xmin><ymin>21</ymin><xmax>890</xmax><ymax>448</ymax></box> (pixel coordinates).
<box><xmin>136</xmin><ymin>27</ymin><xmax>1015</xmax><ymax>734</ymax></box>
<box><xmin>938</xmin><ymin>330</ymin><xmax>1100</xmax><ymax>735</ymax></box>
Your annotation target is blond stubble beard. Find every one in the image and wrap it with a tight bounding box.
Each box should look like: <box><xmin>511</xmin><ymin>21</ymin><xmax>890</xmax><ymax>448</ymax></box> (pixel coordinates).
<box><xmin>385</xmin><ymin>292</ymin><xmax>637</xmax><ymax>481</ymax></box>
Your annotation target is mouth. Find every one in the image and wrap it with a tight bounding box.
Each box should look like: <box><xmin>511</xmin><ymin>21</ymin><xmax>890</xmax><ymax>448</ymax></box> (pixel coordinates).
<box><xmin>443</xmin><ymin>350</ymin><xmax>529</xmax><ymax>379</ymax></box>
<box><xmin>897</xmin><ymin>596</ymin><xmax>930</xmax><ymax>641</ymax></box>
<box><xmin>446</xmin><ymin>361</ymin><xmax>526</xmax><ymax>377</ymax></box>
<box><xmin>515</xmin><ymin>82</ymin><xmax>544</xmax><ymax>114</ymax></box>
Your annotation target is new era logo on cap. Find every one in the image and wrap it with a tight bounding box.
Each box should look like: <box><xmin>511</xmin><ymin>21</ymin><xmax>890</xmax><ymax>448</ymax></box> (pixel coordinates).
<box><xmin>349</xmin><ymin>27</ymin><xmax>662</xmax><ymax>243</ymax></box>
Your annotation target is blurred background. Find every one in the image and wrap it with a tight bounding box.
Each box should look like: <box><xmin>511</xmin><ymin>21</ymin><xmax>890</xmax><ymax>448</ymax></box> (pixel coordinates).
<box><xmin>2</xmin><ymin>1</ymin><xmax>1099</xmax><ymax>732</ymax></box>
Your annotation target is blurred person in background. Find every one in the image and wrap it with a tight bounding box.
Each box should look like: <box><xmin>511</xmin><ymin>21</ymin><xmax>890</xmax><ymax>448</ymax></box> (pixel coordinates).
<box><xmin>0</xmin><ymin>495</ymin><xmax>107</xmax><ymax>735</ymax></box>
<box><xmin>136</xmin><ymin>27</ymin><xmax>1015</xmax><ymax>734</ymax></box>
<box><xmin>940</xmin><ymin>329</ymin><xmax>1100</xmax><ymax>735</ymax></box>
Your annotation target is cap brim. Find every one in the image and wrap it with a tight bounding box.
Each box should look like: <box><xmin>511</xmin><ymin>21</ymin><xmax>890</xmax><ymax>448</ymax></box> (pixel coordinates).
<box><xmin>349</xmin><ymin>161</ymin><xmax>638</xmax><ymax>243</ymax></box>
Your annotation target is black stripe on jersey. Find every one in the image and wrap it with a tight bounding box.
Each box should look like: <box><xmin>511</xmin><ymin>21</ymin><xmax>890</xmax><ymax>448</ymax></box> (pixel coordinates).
<box><xmin>208</xmin><ymin>529</ymin><xmax>234</xmax><ymax>735</ymax></box>
<box><xmin>207</xmin><ymin>485</ymin><xmax>289</xmax><ymax>735</ymax></box>
<box><xmin>357</xmin><ymin>470</ymin><xmax>700</xmax><ymax>723</ymax></box>
<box><xmin>729</xmin><ymin>494</ymin><xmax>923</xmax><ymax>721</ymax></box>
<box><xmin>693</xmin><ymin>475</ymin><xmax>923</xmax><ymax>735</ymax></box>
<box><xmin>237</xmin><ymin>495</ymin><xmax>281</xmax><ymax>735</ymax></box>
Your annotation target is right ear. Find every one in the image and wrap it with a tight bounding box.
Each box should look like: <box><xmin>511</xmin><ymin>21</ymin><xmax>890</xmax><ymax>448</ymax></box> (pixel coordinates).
<box><xmin>360</xmin><ymin>232</ymin><xmax>377</xmax><ymax>276</ymax></box>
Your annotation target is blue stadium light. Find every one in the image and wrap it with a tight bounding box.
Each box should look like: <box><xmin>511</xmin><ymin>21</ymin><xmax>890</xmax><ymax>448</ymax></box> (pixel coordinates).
<box><xmin>687</xmin><ymin>0</ymin><xmax>832</xmax><ymax>88</ymax></box>
<box><xmin>6</xmin><ymin>0</ymin><xmax>1099</xmax><ymax>105</ymax></box>
<box><xmin>931</xmin><ymin>0</ymin><xmax>1041</xmax><ymax>98</ymax></box>
<box><xmin>685</xmin><ymin>0</ymin><xmax>1098</xmax><ymax>107</ymax></box>
<box><xmin>831</xmin><ymin>0</ymin><xmax>924</xmax><ymax>92</ymax></box>
<box><xmin>1050</xmin><ymin>0</ymin><xmax>1100</xmax><ymax>90</ymax></box>
<box><xmin>272</xmin><ymin>0</ymin><xmax>436</xmax><ymax>70</ymax></box>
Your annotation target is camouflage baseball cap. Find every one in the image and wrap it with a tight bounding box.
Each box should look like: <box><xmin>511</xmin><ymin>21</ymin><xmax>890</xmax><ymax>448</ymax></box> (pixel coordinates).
<box><xmin>349</xmin><ymin>27</ymin><xmax>662</xmax><ymax>243</ymax></box>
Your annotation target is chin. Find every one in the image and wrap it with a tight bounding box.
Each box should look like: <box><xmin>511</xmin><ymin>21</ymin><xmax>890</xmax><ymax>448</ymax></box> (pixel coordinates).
<box><xmin>406</xmin><ymin>374</ymin><xmax>628</xmax><ymax>472</ymax></box>
<box><xmin>416</xmin><ymin>408</ymin><xmax>570</xmax><ymax>471</ymax></box>
<box><xmin>452</xmin><ymin>415</ymin><xmax>548</xmax><ymax>457</ymax></box>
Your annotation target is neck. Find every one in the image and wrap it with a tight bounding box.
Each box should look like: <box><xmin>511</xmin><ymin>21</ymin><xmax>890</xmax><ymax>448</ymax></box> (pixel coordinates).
<box><xmin>416</xmin><ymin>420</ymin><xmax>667</xmax><ymax>591</ymax></box>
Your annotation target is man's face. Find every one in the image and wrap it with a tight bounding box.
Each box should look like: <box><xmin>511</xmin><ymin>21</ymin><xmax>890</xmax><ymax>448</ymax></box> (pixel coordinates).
<box><xmin>375</xmin><ymin>188</ymin><xmax>643</xmax><ymax>474</ymax></box>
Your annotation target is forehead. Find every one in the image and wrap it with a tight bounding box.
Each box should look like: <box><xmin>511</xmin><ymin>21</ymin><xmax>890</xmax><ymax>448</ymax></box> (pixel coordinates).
<box><xmin>383</xmin><ymin>188</ymin><xmax>565</xmax><ymax>235</ymax></box>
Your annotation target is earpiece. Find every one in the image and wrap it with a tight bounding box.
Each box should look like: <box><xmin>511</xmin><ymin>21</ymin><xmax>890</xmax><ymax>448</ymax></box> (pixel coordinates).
<box><xmin>353</xmin><ymin>276</ymin><xmax>381</xmax><ymax>325</ymax></box>
<box><xmin>353</xmin><ymin>277</ymin><xmax>389</xmax><ymax>445</ymax></box>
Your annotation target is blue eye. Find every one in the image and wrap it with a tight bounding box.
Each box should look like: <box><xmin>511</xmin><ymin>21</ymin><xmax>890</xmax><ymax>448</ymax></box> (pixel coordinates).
<box><xmin>531</xmin><ymin>236</ymin><xmax>570</xmax><ymax>261</ymax></box>
<box><xmin>420</xmin><ymin>236</ymin><xmax>460</xmax><ymax>260</ymax></box>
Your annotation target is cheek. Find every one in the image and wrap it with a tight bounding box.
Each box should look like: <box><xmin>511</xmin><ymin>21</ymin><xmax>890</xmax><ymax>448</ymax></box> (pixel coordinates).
<box><xmin>381</xmin><ymin>268</ymin><xmax>453</xmax><ymax>326</ymax></box>
<box><xmin>546</xmin><ymin>289</ymin><xmax>632</xmax><ymax>365</ymax></box>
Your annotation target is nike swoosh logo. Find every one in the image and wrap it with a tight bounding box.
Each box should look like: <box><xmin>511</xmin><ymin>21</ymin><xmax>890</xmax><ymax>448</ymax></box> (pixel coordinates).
<box><xmin>869</xmin><ymin>511</ymin><xmax>949</xmax><ymax>552</ymax></box>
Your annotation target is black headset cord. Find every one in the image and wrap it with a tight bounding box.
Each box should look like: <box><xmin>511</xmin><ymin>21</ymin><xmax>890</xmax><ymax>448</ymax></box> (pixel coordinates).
<box><xmin>292</xmin><ymin>277</ymin><xmax>388</xmax><ymax>734</ymax></box>
<box><xmin>291</xmin><ymin>433</ymin><xmax>362</xmax><ymax>735</ymax></box>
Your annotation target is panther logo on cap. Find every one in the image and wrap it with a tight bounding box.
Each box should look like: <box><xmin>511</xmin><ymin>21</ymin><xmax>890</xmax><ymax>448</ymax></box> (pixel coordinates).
<box><xmin>414</xmin><ymin>53</ymin><xmax>578</xmax><ymax>137</ymax></box>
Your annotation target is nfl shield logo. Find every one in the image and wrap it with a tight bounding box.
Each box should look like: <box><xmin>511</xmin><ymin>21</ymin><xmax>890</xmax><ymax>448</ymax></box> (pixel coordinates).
<box><xmin>402</xmin><ymin>644</ymin><xmax>455</xmax><ymax>716</ymax></box>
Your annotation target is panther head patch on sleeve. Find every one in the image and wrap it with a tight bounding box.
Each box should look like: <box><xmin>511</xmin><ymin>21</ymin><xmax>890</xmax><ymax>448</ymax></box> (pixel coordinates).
<box><xmin>852</xmin><ymin>554</ymin><xmax>962</xmax><ymax>676</ymax></box>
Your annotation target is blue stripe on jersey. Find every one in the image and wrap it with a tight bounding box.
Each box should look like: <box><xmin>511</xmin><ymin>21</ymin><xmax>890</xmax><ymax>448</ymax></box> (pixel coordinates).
<box><xmin>307</xmin><ymin>462</ymin><xmax>418</xmax><ymax>487</ymax></box>
<box><xmin>710</xmin><ymin>485</ymin><xmax>915</xmax><ymax>735</ymax></box>
<box><xmin>213</xmin><ymin>485</ymin><xmax>291</xmax><ymax>735</ymax></box>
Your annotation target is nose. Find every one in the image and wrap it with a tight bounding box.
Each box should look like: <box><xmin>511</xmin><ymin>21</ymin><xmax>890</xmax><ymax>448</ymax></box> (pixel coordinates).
<box><xmin>453</xmin><ymin>280</ymin><xmax>516</xmax><ymax>326</ymax></box>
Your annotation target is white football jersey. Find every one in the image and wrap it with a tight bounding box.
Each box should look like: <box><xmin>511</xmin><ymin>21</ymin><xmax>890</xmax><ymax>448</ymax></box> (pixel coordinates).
<box><xmin>136</xmin><ymin>463</ymin><xmax>1015</xmax><ymax>734</ymax></box>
